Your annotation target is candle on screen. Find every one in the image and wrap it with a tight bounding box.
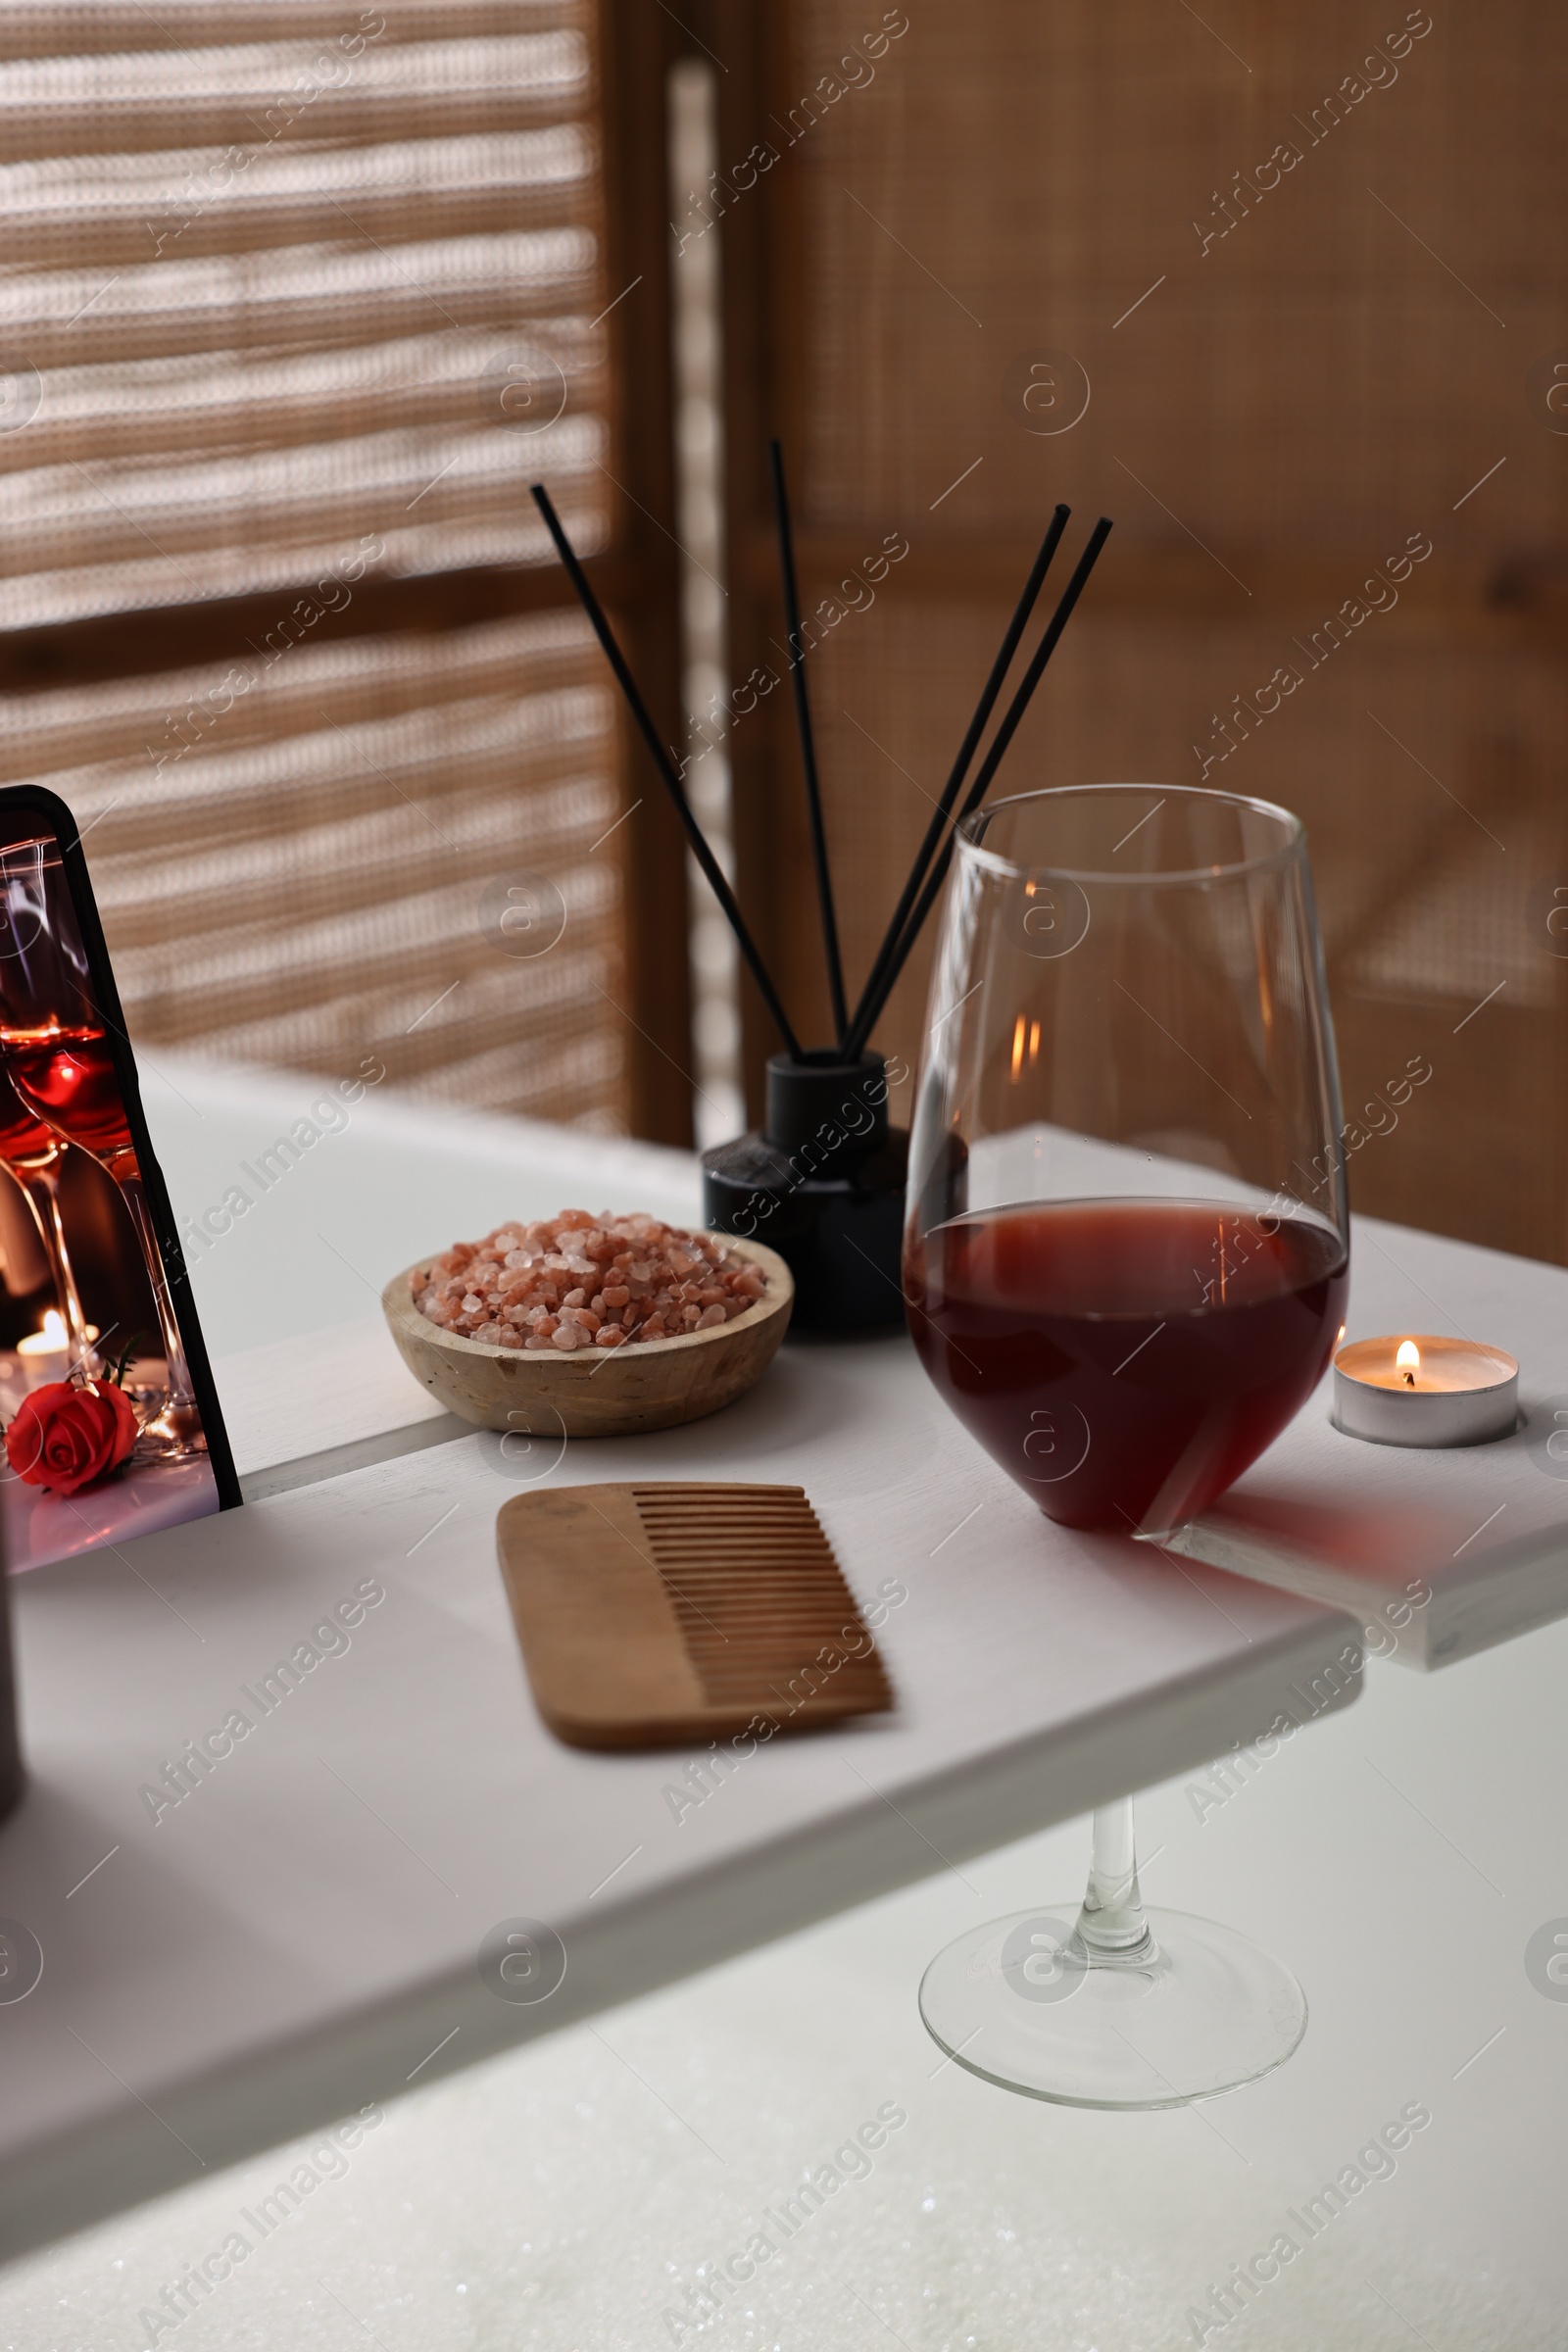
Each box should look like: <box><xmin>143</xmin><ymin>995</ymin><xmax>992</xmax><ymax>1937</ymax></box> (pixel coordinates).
<box><xmin>17</xmin><ymin>1309</ymin><xmax>70</xmax><ymax>1390</ymax></box>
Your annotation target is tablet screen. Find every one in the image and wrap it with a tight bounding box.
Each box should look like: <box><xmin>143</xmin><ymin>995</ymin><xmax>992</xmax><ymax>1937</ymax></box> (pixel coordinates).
<box><xmin>0</xmin><ymin>790</ymin><xmax>238</xmax><ymax>1570</ymax></box>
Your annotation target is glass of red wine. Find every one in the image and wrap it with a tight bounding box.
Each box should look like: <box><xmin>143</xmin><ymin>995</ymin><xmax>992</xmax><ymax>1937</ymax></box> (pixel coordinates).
<box><xmin>906</xmin><ymin>783</ymin><xmax>1348</xmax><ymax>2107</ymax></box>
<box><xmin>0</xmin><ymin>1069</ymin><xmax>98</xmax><ymax>1378</ymax></box>
<box><xmin>0</xmin><ymin>838</ymin><xmax>204</xmax><ymax>1461</ymax></box>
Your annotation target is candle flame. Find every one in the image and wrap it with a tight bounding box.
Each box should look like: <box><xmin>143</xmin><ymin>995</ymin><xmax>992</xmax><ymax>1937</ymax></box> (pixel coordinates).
<box><xmin>39</xmin><ymin>1309</ymin><xmax>65</xmax><ymax>1345</ymax></box>
<box><xmin>1396</xmin><ymin>1341</ymin><xmax>1420</xmax><ymax>1371</ymax></box>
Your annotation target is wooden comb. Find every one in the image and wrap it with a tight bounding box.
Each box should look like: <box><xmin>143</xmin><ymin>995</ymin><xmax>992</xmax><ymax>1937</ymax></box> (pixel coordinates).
<box><xmin>495</xmin><ymin>1482</ymin><xmax>894</xmax><ymax>1749</ymax></box>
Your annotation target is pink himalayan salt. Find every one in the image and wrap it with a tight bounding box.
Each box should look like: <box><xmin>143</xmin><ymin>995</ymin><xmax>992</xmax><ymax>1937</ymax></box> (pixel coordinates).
<box><xmin>412</xmin><ymin>1211</ymin><xmax>765</xmax><ymax>1348</ymax></box>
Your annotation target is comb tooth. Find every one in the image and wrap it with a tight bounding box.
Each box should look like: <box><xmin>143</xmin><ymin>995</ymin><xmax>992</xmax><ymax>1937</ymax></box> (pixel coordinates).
<box><xmin>646</xmin><ymin>1545</ymin><xmax>839</xmax><ymax>1557</ymax></box>
<box><xmin>663</xmin><ymin>1589</ymin><xmax>858</xmax><ymax>1604</ymax></box>
<box><xmin>643</xmin><ymin>1539</ymin><xmax>839</xmax><ymax>1553</ymax></box>
<box><xmin>666</xmin><ymin>1582</ymin><xmax>847</xmax><ymax>1592</ymax></box>
<box><xmin>687</xmin><ymin>1645</ymin><xmax>883</xmax><ymax>1668</ymax></box>
<box><xmin>664</xmin><ymin>1586</ymin><xmax>842</xmax><ymax>1598</ymax></box>
<box><xmin>644</xmin><ymin>1533</ymin><xmax>841</xmax><ymax>1552</ymax></box>
<box><xmin>643</xmin><ymin>1527</ymin><xmax>827</xmax><ymax>1542</ymax></box>
<box><xmin>634</xmin><ymin>1501</ymin><xmax>808</xmax><ymax>1516</ymax></box>
<box><xmin>685</xmin><ymin>1646</ymin><xmax>884</xmax><ymax>1663</ymax></box>
<box><xmin>692</xmin><ymin>1663</ymin><xmax>888</xmax><ymax>1687</ymax></box>
<box><xmin>650</xmin><ymin>1544</ymin><xmax>838</xmax><ymax>1553</ymax></box>
<box><xmin>646</xmin><ymin>1524</ymin><xmax>828</xmax><ymax>1537</ymax></box>
<box><xmin>638</xmin><ymin>1503</ymin><xmax>820</xmax><ymax>1516</ymax></box>
<box><xmin>658</xmin><ymin>1608</ymin><xmax>869</xmax><ymax>1627</ymax></box>
<box><xmin>642</xmin><ymin>1519</ymin><xmax>830</xmax><ymax>1530</ymax></box>
<box><xmin>649</xmin><ymin>1558</ymin><xmax>840</xmax><ymax>1570</ymax></box>
<box><xmin>682</xmin><ymin>1641</ymin><xmax>863</xmax><ymax>1655</ymax></box>
<box><xmin>649</xmin><ymin>1547</ymin><xmax>835</xmax><ymax>1562</ymax></box>
<box><xmin>659</xmin><ymin>1564</ymin><xmax>857</xmax><ymax>1581</ymax></box>
<box><xmin>667</xmin><ymin>1600</ymin><xmax>867</xmax><ymax>1619</ymax></box>
<box><xmin>653</xmin><ymin>1550</ymin><xmax>842</xmax><ymax>1562</ymax></box>
<box><xmin>633</xmin><ymin>1483</ymin><xmax>807</xmax><ymax>1495</ymax></box>
<box><xmin>638</xmin><ymin>1501</ymin><xmax>817</xmax><ymax>1512</ymax></box>
<box><xmin>662</xmin><ymin>1588</ymin><xmax>858</xmax><ymax>1603</ymax></box>
<box><xmin>656</xmin><ymin>1553</ymin><xmax>856</xmax><ymax>1576</ymax></box>
<box><xmin>634</xmin><ymin>1505</ymin><xmax>817</xmax><ymax>1524</ymax></box>
<box><xmin>664</xmin><ymin>1611</ymin><xmax>849</xmax><ymax>1624</ymax></box>
<box><xmin>642</xmin><ymin>1522</ymin><xmax>831</xmax><ymax>1534</ymax></box>
<box><xmin>672</xmin><ymin>1627</ymin><xmax>873</xmax><ymax>1646</ymax></box>
<box><xmin>646</xmin><ymin>1537</ymin><xmax>831</xmax><ymax>1551</ymax></box>
<box><xmin>636</xmin><ymin>1507</ymin><xmax>820</xmax><ymax>1522</ymax></box>
<box><xmin>655</xmin><ymin>1565</ymin><xmax>845</xmax><ymax>1579</ymax></box>
<box><xmin>659</xmin><ymin>1574</ymin><xmax>844</xmax><ymax>1591</ymax></box>
<box><xmin>662</xmin><ymin>1601</ymin><xmax>852</xmax><ymax>1616</ymax></box>
<box><xmin>670</xmin><ymin>1636</ymin><xmax>868</xmax><ymax>1653</ymax></box>
<box><xmin>657</xmin><ymin>1570</ymin><xmax>860</xmax><ymax>1590</ymax></box>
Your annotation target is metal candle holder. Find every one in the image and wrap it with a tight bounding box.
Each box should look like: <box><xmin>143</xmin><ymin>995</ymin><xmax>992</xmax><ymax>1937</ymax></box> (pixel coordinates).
<box><xmin>1332</xmin><ymin>1334</ymin><xmax>1519</xmax><ymax>1447</ymax></box>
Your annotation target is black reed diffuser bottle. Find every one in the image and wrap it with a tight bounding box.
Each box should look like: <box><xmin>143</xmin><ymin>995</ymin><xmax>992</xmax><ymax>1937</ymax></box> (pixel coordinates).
<box><xmin>702</xmin><ymin>1051</ymin><xmax>908</xmax><ymax>1330</ymax></box>
<box><xmin>531</xmin><ymin>452</ymin><xmax>1110</xmax><ymax>1334</ymax></box>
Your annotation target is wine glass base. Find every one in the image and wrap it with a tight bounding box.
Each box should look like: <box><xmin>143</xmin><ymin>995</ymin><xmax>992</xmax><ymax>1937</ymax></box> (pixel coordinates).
<box><xmin>919</xmin><ymin>1906</ymin><xmax>1306</xmax><ymax>2110</ymax></box>
<box><xmin>131</xmin><ymin>1396</ymin><xmax>208</xmax><ymax>1466</ymax></box>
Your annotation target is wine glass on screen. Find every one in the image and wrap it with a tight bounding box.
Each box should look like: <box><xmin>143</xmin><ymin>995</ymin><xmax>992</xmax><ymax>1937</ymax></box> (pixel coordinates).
<box><xmin>0</xmin><ymin>1069</ymin><xmax>98</xmax><ymax>1378</ymax></box>
<box><xmin>904</xmin><ymin>784</ymin><xmax>1348</xmax><ymax>2107</ymax></box>
<box><xmin>0</xmin><ymin>837</ymin><xmax>203</xmax><ymax>1461</ymax></box>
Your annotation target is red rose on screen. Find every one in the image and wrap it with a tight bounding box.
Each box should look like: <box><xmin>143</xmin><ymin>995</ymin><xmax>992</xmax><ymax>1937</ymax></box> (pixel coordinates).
<box><xmin>6</xmin><ymin>1380</ymin><xmax>139</xmax><ymax>1495</ymax></box>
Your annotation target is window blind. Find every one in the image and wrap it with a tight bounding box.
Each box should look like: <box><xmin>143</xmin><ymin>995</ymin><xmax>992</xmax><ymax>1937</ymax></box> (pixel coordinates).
<box><xmin>0</xmin><ymin>0</ymin><xmax>635</xmax><ymax>1130</ymax></box>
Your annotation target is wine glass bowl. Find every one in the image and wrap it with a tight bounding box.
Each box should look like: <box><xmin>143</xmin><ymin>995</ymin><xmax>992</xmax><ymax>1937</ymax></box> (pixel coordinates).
<box><xmin>905</xmin><ymin>783</ymin><xmax>1348</xmax><ymax>2107</ymax></box>
<box><xmin>905</xmin><ymin>784</ymin><xmax>1348</xmax><ymax>1543</ymax></box>
<box><xmin>5</xmin><ymin>1025</ymin><xmax>137</xmax><ymax>1176</ymax></box>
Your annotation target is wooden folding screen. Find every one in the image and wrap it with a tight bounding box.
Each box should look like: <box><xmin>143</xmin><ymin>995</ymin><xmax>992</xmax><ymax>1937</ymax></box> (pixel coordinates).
<box><xmin>707</xmin><ymin>2</ymin><xmax>1568</xmax><ymax>1260</ymax></box>
<box><xmin>0</xmin><ymin>2</ymin><xmax>691</xmax><ymax>1144</ymax></box>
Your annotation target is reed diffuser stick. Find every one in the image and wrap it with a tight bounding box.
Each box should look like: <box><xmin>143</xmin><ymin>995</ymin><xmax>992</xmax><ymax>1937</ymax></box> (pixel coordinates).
<box><xmin>843</xmin><ymin>515</ymin><xmax>1113</xmax><ymax>1058</ymax></box>
<box><xmin>844</xmin><ymin>504</ymin><xmax>1071</xmax><ymax>1049</ymax></box>
<box><xmin>768</xmin><ymin>442</ymin><xmax>847</xmax><ymax>1043</ymax></box>
<box><xmin>530</xmin><ymin>482</ymin><xmax>804</xmax><ymax>1059</ymax></box>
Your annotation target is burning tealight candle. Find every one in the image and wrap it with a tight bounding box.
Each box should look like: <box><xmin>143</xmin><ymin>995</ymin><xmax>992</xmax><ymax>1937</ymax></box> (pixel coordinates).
<box><xmin>1333</xmin><ymin>1333</ymin><xmax>1519</xmax><ymax>1448</ymax></box>
<box><xmin>16</xmin><ymin>1309</ymin><xmax>71</xmax><ymax>1391</ymax></box>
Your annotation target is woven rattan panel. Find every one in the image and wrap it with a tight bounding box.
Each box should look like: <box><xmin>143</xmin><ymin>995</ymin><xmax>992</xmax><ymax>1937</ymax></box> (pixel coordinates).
<box><xmin>0</xmin><ymin>1</ymin><xmax>630</xmax><ymax>1126</ymax></box>
<box><xmin>755</xmin><ymin>3</ymin><xmax>1567</xmax><ymax>1260</ymax></box>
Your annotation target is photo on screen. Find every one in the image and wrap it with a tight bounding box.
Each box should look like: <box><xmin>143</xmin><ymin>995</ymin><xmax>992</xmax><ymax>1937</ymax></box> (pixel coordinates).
<box><xmin>0</xmin><ymin>789</ymin><xmax>238</xmax><ymax>1571</ymax></box>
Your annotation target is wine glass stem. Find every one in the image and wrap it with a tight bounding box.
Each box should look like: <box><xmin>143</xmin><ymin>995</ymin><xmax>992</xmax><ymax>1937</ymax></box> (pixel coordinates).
<box><xmin>16</xmin><ymin>1164</ymin><xmax>93</xmax><ymax>1368</ymax></box>
<box><xmin>115</xmin><ymin>1171</ymin><xmax>195</xmax><ymax>1408</ymax></box>
<box><xmin>1074</xmin><ymin>1797</ymin><xmax>1156</xmax><ymax>1966</ymax></box>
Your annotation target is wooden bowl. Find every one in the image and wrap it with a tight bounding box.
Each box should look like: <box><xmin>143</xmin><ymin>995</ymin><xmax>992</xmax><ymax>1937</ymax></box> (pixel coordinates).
<box><xmin>381</xmin><ymin>1235</ymin><xmax>794</xmax><ymax>1438</ymax></box>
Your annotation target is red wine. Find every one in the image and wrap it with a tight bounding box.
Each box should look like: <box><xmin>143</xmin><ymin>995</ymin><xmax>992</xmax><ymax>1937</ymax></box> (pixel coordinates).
<box><xmin>2</xmin><ymin>1027</ymin><xmax>137</xmax><ymax>1173</ymax></box>
<box><xmin>0</xmin><ymin>1070</ymin><xmax>60</xmax><ymax>1167</ymax></box>
<box><xmin>906</xmin><ymin>1198</ymin><xmax>1348</xmax><ymax>1535</ymax></box>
